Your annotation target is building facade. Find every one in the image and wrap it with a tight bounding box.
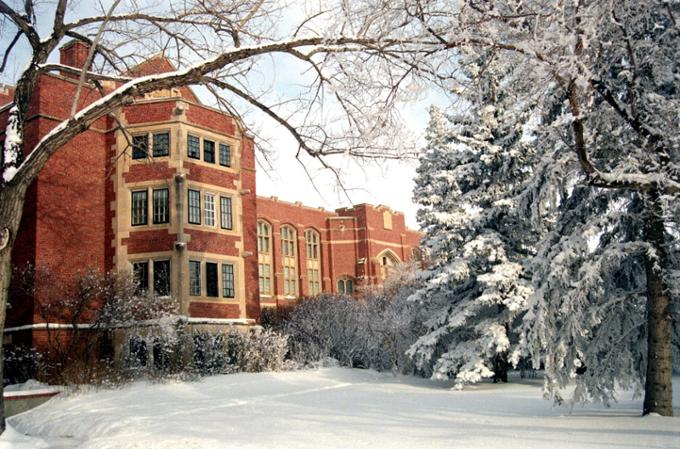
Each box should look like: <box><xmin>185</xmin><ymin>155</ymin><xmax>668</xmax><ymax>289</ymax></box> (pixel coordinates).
<box><xmin>2</xmin><ymin>42</ymin><xmax>421</xmax><ymax>350</ymax></box>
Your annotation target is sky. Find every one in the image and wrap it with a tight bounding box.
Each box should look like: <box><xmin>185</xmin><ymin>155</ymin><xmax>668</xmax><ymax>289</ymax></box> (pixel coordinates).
<box><xmin>0</xmin><ymin>0</ymin><xmax>451</xmax><ymax>229</ymax></box>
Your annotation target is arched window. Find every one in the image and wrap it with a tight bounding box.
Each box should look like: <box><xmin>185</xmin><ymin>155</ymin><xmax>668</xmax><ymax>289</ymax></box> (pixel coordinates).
<box><xmin>337</xmin><ymin>277</ymin><xmax>354</xmax><ymax>295</ymax></box>
<box><xmin>378</xmin><ymin>250</ymin><xmax>400</xmax><ymax>281</ymax></box>
<box><xmin>257</xmin><ymin>221</ymin><xmax>272</xmax><ymax>295</ymax></box>
<box><xmin>281</xmin><ymin>225</ymin><xmax>298</xmax><ymax>296</ymax></box>
<box><xmin>257</xmin><ymin>221</ymin><xmax>271</xmax><ymax>254</ymax></box>
<box><xmin>305</xmin><ymin>229</ymin><xmax>321</xmax><ymax>295</ymax></box>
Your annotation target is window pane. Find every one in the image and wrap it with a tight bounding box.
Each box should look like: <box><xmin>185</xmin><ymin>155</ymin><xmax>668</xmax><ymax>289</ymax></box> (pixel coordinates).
<box><xmin>152</xmin><ymin>132</ymin><xmax>170</xmax><ymax>157</ymax></box>
<box><xmin>187</xmin><ymin>134</ymin><xmax>200</xmax><ymax>159</ymax></box>
<box><xmin>153</xmin><ymin>260</ymin><xmax>170</xmax><ymax>296</ymax></box>
<box><xmin>219</xmin><ymin>143</ymin><xmax>231</xmax><ymax>167</ymax></box>
<box><xmin>132</xmin><ymin>134</ymin><xmax>148</xmax><ymax>159</ymax></box>
<box><xmin>220</xmin><ymin>196</ymin><xmax>233</xmax><ymax>230</ymax></box>
<box><xmin>257</xmin><ymin>222</ymin><xmax>270</xmax><ymax>253</ymax></box>
<box><xmin>258</xmin><ymin>263</ymin><xmax>264</xmax><ymax>292</ymax></box>
<box><xmin>204</xmin><ymin>140</ymin><xmax>215</xmax><ymax>163</ymax></box>
<box><xmin>152</xmin><ymin>188</ymin><xmax>169</xmax><ymax>224</ymax></box>
<box><xmin>189</xmin><ymin>260</ymin><xmax>201</xmax><ymax>296</ymax></box>
<box><xmin>338</xmin><ymin>280</ymin><xmax>345</xmax><ymax>294</ymax></box>
<box><xmin>204</xmin><ymin>193</ymin><xmax>215</xmax><ymax>227</ymax></box>
<box><xmin>222</xmin><ymin>264</ymin><xmax>235</xmax><ymax>298</ymax></box>
<box><xmin>206</xmin><ymin>262</ymin><xmax>218</xmax><ymax>297</ymax></box>
<box><xmin>306</xmin><ymin>230</ymin><xmax>319</xmax><ymax>260</ymax></box>
<box><xmin>132</xmin><ymin>261</ymin><xmax>148</xmax><ymax>294</ymax></box>
<box><xmin>129</xmin><ymin>338</ymin><xmax>147</xmax><ymax>367</ymax></box>
<box><xmin>188</xmin><ymin>189</ymin><xmax>201</xmax><ymax>224</ymax></box>
<box><xmin>131</xmin><ymin>190</ymin><xmax>148</xmax><ymax>225</ymax></box>
<box><xmin>347</xmin><ymin>280</ymin><xmax>354</xmax><ymax>294</ymax></box>
<box><xmin>259</xmin><ymin>263</ymin><xmax>271</xmax><ymax>294</ymax></box>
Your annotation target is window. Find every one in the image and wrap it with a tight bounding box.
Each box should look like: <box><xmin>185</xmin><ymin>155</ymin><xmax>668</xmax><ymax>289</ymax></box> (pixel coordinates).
<box><xmin>257</xmin><ymin>221</ymin><xmax>271</xmax><ymax>253</ymax></box>
<box><xmin>206</xmin><ymin>262</ymin><xmax>218</xmax><ymax>297</ymax></box>
<box><xmin>152</xmin><ymin>188</ymin><xmax>169</xmax><ymax>224</ymax></box>
<box><xmin>132</xmin><ymin>134</ymin><xmax>148</xmax><ymax>159</ymax></box>
<box><xmin>379</xmin><ymin>251</ymin><xmax>400</xmax><ymax>280</ymax></box>
<box><xmin>129</xmin><ymin>338</ymin><xmax>148</xmax><ymax>367</ymax></box>
<box><xmin>204</xmin><ymin>193</ymin><xmax>216</xmax><ymax>227</ymax></box>
<box><xmin>220</xmin><ymin>196</ymin><xmax>233</xmax><ymax>230</ymax></box>
<box><xmin>132</xmin><ymin>261</ymin><xmax>149</xmax><ymax>294</ymax></box>
<box><xmin>152</xmin><ymin>132</ymin><xmax>170</xmax><ymax>157</ymax></box>
<box><xmin>131</xmin><ymin>190</ymin><xmax>148</xmax><ymax>226</ymax></box>
<box><xmin>281</xmin><ymin>226</ymin><xmax>297</xmax><ymax>296</ymax></box>
<box><xmin>258</xmin><ymin>263</ymin><xmax>271</xmax><ymax>295</ymax></box>
<box><xmin>281</xmin><ymin>226</ymin><xmax>296</xmax><ymax>257</ymax></box>
<box><xmin>189</xmin><ymin>260</ymin><xmax>201</xmax><ymax>296</ymax></box>
<box><xmin>284</xmin><ymin>267</ymin><xmax>297</xmax><ymax>296</ymax></box>
<box><xmin>219</xmin><ymin>143</ymin><xmax>231</xmax><ymax>167</ymax></box>
<box><xmin>307</xmin><ymin>268</ymin><xmax>320</xmax><ymax>295</ymax></box>
<box><xmin>188</xmin><ymin>189</ymin><xmax>201</xmax><ymax>224</ymax></box>
<box><xmin>204</xmin><ymin>139</ymin><xmax>215</xmax><ymax>163</ymax></box>
<box><xmin>222</xmin><ymin>264</ymin><xmax>235</xmax><ymax>298</ymax></box>
<box><xmin>305</xmin><ymin>229</ymin><xmax>321</xmax><ymax>295</ymax></box>
<box><xmin>257</xmin><ymin>221</ymin><xmax>272</xmax><ymax>295</ymax></box>
<box><xmin>338</xmin><ymin>278</ymin><xmax>354</xmax><ymax>294</ymax></box>
<box><xmin>153</xmin><ymin>260</ymin><xmax>170</xmax><ymax>296</ymax></box>
<box><xmin>305</xmin><ymin>230</ymin><xmax>319</xmax><ymax>260</ymax></box>
<box><xmin>187</xmin><ymin>134</ymin><xmax>200</xmax><ymax>159</ymax></box>
<box><xmin>153</xmin><ymin>338</ymin><xmax>170</xmax><ymax>371</ymax></box>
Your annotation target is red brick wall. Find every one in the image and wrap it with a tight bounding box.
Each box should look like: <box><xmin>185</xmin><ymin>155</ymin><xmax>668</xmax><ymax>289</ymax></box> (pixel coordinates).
<box><xmin>186</xmin><ymin>105</ymin><xmax>236</xmax><ymax>136</ymax></box>
<box><xmin>185</xmin><ymin>162</ymin><xmax>239</xmax><ymax>189</ymax></box>
<box><xmin>123</xmin><ymin>229</ymin><xmax>176</xmax><ymax>254</ymax></box>
<box><xmin>240</xmin><ymin>136</ymin><xmax>260</xmax><ymax>320</ymax></box>
<box><xmin>185</xmin><ymin>229</ymin><xmax>239</xmax><ymax>256</ymax></box>
<box><xmin>188</xmin><ymin>301</ymin><xmax>240</xmax><ymax>319</ymax></box>
<box><xmin>123</xmin><ymin>102</ymin><xmax>176</xmax><ymax>125</ymax></box>
<box><xmin>256</xmin><ymin>199</ymin><xmax>422</xmax><ymax>296</ymax></box>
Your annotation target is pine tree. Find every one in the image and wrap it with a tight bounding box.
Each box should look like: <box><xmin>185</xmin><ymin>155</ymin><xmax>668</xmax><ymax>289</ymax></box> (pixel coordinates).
<box><xmin>409</xmin><ymin>52</ymin><xmax>536</xmax><ymax>386</ymax></box>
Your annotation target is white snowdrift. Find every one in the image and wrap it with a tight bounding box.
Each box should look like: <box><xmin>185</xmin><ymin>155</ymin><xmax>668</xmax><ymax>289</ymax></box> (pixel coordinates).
<box><xmin>3</xmin><ymin>368</ymin><xmax>679</xmax><ymax>449</ymax></box>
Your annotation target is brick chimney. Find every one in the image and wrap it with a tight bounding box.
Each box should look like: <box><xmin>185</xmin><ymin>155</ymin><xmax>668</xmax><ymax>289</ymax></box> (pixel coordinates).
<box><xmin>59</xmin><ymin>40</ymin><xmax>90</xmax><ymax>71</ymax></box>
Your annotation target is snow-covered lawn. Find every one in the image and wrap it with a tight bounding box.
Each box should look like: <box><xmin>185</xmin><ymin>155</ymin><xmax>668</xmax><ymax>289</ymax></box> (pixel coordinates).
<box><xmin>2</xmin><ymin>368</ymin><xmax>679</xmax><ymax>449</ymax></box>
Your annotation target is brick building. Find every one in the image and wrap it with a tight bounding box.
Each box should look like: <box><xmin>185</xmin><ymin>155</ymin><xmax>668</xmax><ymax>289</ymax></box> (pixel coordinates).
<box><xmin>2</xmin><ymin>42</ymin><xmax>421</xmax><ymax>350</ymax></box>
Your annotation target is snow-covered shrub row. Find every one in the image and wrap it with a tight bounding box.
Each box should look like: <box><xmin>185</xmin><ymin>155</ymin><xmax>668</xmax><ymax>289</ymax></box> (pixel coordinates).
<box><xmin>276</xmin><ymin>263</ymin><xmax>425</xmax><ymax>375</ymax></box>
<box><xmin>189</xmin><ymin>328</ymin><xmax>290</xmax><ymax>375</ymax></box>
<box><xmin>121</xmin><ymin>322</ymin><xmax>290</xmax><ymax>380</ymax></box>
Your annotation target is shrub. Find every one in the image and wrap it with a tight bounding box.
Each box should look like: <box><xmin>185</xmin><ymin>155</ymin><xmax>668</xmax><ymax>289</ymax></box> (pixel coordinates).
<box><xmin>282</xmin><ymin>262</ymin><xmax>426</xmax><ymax>375</ymax></box>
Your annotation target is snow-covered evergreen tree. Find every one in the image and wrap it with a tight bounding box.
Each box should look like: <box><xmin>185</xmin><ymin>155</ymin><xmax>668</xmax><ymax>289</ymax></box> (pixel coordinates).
<box><xmin>408</xmin><ymin>52</ymin><xmax>536</xmax><ymax>386</ymax></box>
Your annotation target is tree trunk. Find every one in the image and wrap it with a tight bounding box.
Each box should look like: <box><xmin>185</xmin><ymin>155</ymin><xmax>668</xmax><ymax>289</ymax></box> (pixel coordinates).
<box><xmin>0</xmin><ymin>182</ymin><xmax>30</xmax><ymax>433</ymax></box>
<box><xmin>642</xmin><ymin>190</ymin><xmax>674</xmax><ymax>416</ymax></box>
<box><xmin>493</xmin><ymin>351</ymin><xmax>509</xmax><ymax>383</ymax></box>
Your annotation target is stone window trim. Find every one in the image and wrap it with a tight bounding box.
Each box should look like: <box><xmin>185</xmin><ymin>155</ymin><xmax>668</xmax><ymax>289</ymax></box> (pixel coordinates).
<box><xmin>337</xmin><ymin>277</ymin><xmax>354</xmax><ymax>295</ymax></box>
<box><xmin>281</xmin><ymin>225</ymin><xmax>298</xmax><ymax>297</ymax></box>
<box><xmin>186</xmin><ymin>185</ymin><xmax>238</xmax><ymax>234</ymax></box>
<box><xmin>257</xmin><ymin>220</ymin><xmax>272</xmax><ymax>254</ymax></box>
<box><xmin>129</xmin><ymin>255</ymin><xmax>173</xmax><ymax>297</ymax></box>
<box><xmin>129</xmin><ymin>184</ymin><xmax>173</xmax><ymax>229</ymax></box>
<box><xmin>220</xmin><ymin>196</ymin><xmax>233</xmax><ymax>230</ymax></box>
<box><xmin>130</xmin><ymin>130</ymin><xmax>172</xmax><ymax>160</ymax></box>
<box><xmin>183</xmin><ymin>130</ymin><xmax>238</xmax><ymax>172</ymax></box>
<box><xmin>188</xmin><ymin>257</ymin><xmax>240</xmax><ymax>301</ymax></box>
<box><xmin>304</xmin><ymin>228</ymin><xmax>320</xmax><ymax>260</ymax></box>
<box><xmin>131</xmin><ymin>189</ymin><xmax>148</xmax><ymax>226</ymax></box>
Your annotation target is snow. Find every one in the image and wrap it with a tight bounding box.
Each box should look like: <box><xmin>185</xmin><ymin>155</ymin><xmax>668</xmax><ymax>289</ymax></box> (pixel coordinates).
<box><xmin>3</xmin><ymin>368</ymin><xmax>679</xmax><ymax>449</ymax></box>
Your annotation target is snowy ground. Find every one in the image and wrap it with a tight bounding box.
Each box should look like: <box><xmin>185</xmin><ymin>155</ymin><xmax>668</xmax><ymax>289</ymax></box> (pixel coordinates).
<box><xmin>2</xmin><ymin>368</ymin><xmax>679</xmax><ymax>449</ymax></box>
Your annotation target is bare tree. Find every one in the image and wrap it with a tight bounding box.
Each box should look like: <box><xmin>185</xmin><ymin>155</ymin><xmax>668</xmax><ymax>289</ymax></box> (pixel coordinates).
<box><xmin>0</xmin><ymin>0</ymin><xmax>453</xmax><ymax>432</ymax></box>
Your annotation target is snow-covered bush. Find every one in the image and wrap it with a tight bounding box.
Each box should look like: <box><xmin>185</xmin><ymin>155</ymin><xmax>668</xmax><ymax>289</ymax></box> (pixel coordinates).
<box><xmin>281</xmin><ymin>264</ymin><xmax>424</xmax><ymax>374</ymax></box>
<box><xmin>189</xmin><ymin>328</ymin><xmax>289</xmax><ymax>375</ymax></box>
<box><xmin>7</xmin><ymin>263</ymin><xmax>178</xmax><ymax>385</ymax></box>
